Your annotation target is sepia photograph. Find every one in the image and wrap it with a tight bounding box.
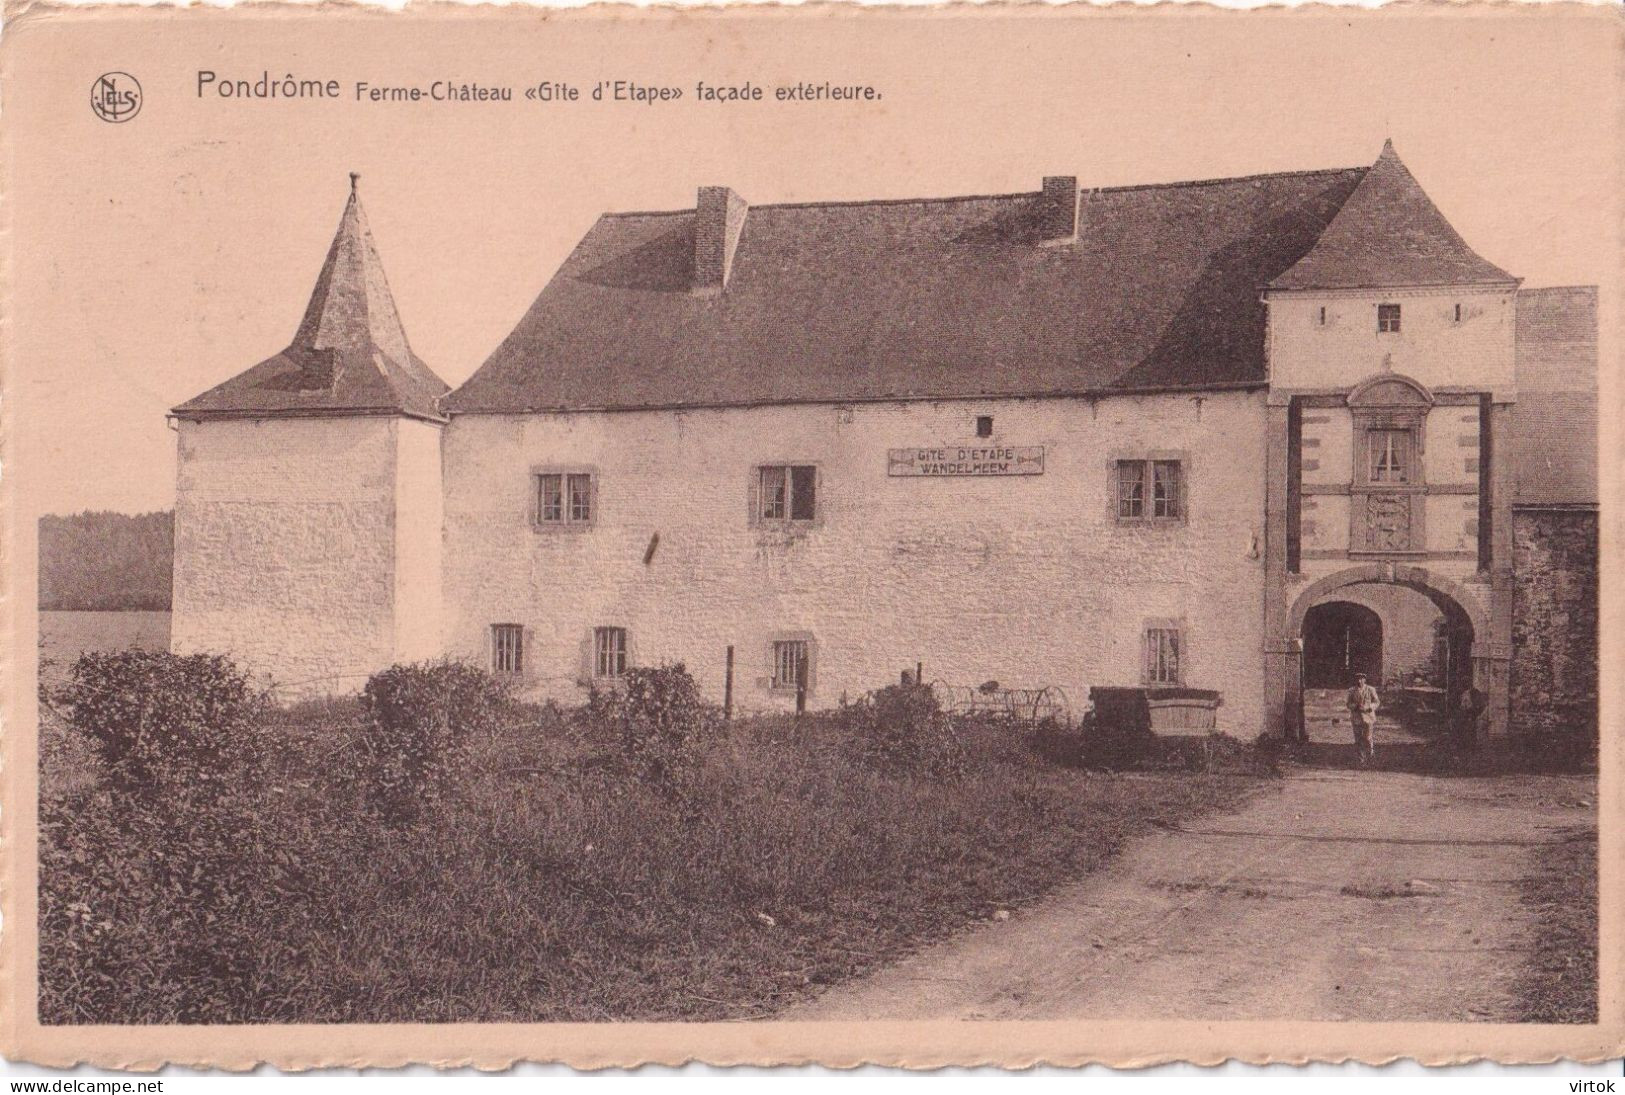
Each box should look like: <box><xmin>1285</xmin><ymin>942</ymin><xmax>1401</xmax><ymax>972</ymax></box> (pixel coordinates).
<box><xmin>1</xmin><ymin>0</ymin><xmax>1617</xmax><ymax>1071</ymax></box>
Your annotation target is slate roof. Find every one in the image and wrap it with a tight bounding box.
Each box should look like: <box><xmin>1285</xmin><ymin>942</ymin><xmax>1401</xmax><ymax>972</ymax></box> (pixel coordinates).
<box><xmin>444</xmin><ymin>166</ymin><xmax>1375</xmax><ymax>414</ymax></box>
<box><xmin>173</xmin><ymin>179</ymin><xmax>449</xmax><ymax>421</ymax></box>
<box><xmin>1270</xmin><ymin>141</ymin><xmax>1516</xmax><ymax>291</ymax></box>
<box><xmin>1511</xmin><ymin>286</ymin><xmax>1598</xmax><ymax>507</ymax></box>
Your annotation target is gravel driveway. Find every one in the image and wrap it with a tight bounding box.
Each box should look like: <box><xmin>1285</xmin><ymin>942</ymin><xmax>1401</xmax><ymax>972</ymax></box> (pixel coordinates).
<box><xmin>786</xmin><ymin>768</ymin><xmax>1596</xmax><ymax>1022</ymax></box>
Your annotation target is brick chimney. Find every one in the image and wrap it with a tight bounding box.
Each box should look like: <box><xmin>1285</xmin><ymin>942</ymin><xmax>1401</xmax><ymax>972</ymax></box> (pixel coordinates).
<box><xmin>1038</xmin><ymin>175</ymin><xmax>1079</xmax><ymax>245</ymax></box>
<box><xmin>694</xmin><ymin>186</ymin><xmax>750</xmax><ymax>294</ymax></box>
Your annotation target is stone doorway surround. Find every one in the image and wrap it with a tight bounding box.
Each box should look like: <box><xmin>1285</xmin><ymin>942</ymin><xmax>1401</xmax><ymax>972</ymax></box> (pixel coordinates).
<box><xmin>1267</xmin><ymin>562</ymin><xmax>1505</xmax><ymax>743</ymax></box>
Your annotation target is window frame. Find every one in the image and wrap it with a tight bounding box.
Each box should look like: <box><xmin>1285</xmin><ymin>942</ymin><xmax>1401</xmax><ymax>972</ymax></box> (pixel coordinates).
<box><xmin>592</xmin><ymin>625</ymin><xmax>629</xmax><ymax>681</ymax></box>
<box><xmin>1117</xmin><ymin>459</ymin><xmax>1146</xmax><ymax>519</ymax></box>
<box><xmin>1143</xmin><ymin>619</ymin><xmax>1186</xmax><ymax>688</ymax></box>
<box><xmin>1347</xmin><ymin>375</ymin><xmax>1433</xmax><ymax>556</ymax></box>
<box><xmin>750</xmin><ymin>462</ymin><xmax>822</xmax><ymax>528</ymax></box>
<box><xmin>1112</xmin><ymin>452</ymin><xmax>1189</xmax><ymax>526</ymax></box>
<box><xmin>1366</xmin><ymin>428</ymin><xmax>1413</xmax><ymax>485</ymax></box>
<box><xmin>1377</xmin><ymin>302</ymin><xmax>1402</xmax><ymax>334</ymax></box>
<box><xmin>531</xmin><ymin>465</ymin><xmax>599</xmax><ymax>532</ymax></box>
<box><xmin>490</xmin><ymin>623</ymin><xmax>525</xmax><ymax>677</ymax></box>
<box><xmin>765</xmin><ymin>631</ymin><xmax>818</xmax><ymax>696</ymax></box>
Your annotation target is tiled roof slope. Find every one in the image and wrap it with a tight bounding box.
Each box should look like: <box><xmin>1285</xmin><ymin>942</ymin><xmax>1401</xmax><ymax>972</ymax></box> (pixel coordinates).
<box><xmin>444</xmin><ymin>167</ymin><xmax>1372</xmax><ymax>413</ymax></box>
<box><xmin>1511</xmin><ymin>286</ymin><xmax>1598</xmax><ymax>506</ymax></box>
<box><xmin>173</xmin><ymin>180</ymin><xmax>449</xmax><ymax>421</ymax></box>
<box><xmin>1271</xmin><ymin>141</ymin><xmax>1516</xmax><ymax>290</ymax></box>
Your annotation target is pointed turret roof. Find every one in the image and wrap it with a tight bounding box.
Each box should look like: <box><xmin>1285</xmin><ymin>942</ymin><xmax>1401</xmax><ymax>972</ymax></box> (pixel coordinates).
<box><xmin>173</xmin><ymin>176</ymin><xmax>448</xmax><ymax>421</ymax></box>
<box><xmin>1270</xmin><ymin>141</ymin><xmax>1516</xmax><ymax>290</ymax></box>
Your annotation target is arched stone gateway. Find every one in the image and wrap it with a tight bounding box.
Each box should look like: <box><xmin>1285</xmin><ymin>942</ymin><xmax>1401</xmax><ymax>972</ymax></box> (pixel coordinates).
<box><xmin>1272</xmin><ymin>563</ymin><xmax>1504</xmax><ymax>743</ymax></box>
<box><xmin>1287</xmin><ymin>564</ymin><xmax>1488</xmax><ymax>639</ymax></box>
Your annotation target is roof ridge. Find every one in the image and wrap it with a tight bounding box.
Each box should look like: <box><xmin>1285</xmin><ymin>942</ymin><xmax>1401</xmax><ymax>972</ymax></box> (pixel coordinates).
<box><xmin>595</xmin><ymin>165</ymin><xmax>1369</xmax><ymax>220</ymax></box>
<box><xmin>1093</xmin><ymin>165</ymin><xmax>1366</xmax><ymax>194</ymax></box>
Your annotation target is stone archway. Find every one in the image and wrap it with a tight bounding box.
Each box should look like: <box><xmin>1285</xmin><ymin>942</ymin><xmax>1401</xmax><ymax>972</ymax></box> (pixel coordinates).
<box><xmin>1287</xmin><ymin>564</ymin><xmax>1488</xmax><ymax>640</ymax></box>
<box><xmin>1279</xmin><ymin>563</ymin><xmax>1495</xmax><ymax>742</ymax></box>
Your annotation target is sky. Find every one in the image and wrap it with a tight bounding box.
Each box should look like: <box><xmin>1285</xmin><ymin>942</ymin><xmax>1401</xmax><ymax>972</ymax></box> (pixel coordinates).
<box><xmin>6</xmin><ymin>5</ymin><xmax>1619</xmax><ymax>515</ymax></box>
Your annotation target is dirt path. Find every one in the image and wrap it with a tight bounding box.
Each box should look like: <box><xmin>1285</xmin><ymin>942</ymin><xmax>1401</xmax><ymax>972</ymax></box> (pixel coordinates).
<box><xmin>786</xmin><ymin>768</ymin><xmax>1595</xmax><ymax>1022</ymax></box>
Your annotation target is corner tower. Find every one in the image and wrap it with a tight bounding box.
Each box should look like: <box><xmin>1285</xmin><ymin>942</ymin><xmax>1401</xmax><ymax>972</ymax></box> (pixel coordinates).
<box><xmin>170</xmin><ymin>176</ymin><xmax>448</xmax><ymax>693</ymax></box>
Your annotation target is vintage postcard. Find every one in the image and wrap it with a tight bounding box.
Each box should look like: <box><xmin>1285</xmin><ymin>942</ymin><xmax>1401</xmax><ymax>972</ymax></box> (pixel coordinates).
<box><xmin>1</xmin><ymin>0</ymin><xmax>1618</xmax><ymax>1070</ymax></box>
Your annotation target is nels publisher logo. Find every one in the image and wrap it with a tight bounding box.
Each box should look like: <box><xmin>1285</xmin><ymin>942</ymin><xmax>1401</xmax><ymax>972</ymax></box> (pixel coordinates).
<box><xmin>90</xmin><ymin>72</ymin><xmax>142</xmax><ymax>123</ymax></box>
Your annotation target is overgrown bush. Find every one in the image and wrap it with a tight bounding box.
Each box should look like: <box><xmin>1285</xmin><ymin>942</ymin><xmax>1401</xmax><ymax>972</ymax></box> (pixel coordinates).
<box><xmin>839</xmin><ymin>682</ymin><xmax>968</xmax><ymax>774</ymax></box>
<box><xmin>589</xmin><ymin>663</ymin><xmax>718</xmax><ymax>792</ymax></box>
<box><xmin>354</xmin><ymin>660</ymin><xmax>512</xmax><ymax>821</ymax></box>
<box><xmin>1032</xmin><ymin>715</ymin><xmax>1086</xmax><ymax>767</ymax></box>
<box><xmin>56</xmin><ymin>650</ymin><xmax>263</xmax><ymax>797</ymax></box>
<box><xmin>39</xmin><ymin>780</ymin><xmax>340</xmax><ymax>1023</ymax></box>
<box><xmin>41</xmin><ymin>649</ymin><xmax>336</xmax><ymax>1022</ymax></box>
<box><xmin>39</xmin><ymin>646</ymin><xmax>1262</xmax><ymax>1024</ymax></box>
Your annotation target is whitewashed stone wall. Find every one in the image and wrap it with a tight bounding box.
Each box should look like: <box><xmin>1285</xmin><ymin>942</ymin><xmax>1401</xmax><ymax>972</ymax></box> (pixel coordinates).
<box><xmin>441</xmin><ymin>392</ymin><xmax>1270</xmax><ymax>733</ymax></box>
<box><xmin>172</xmin><ymin>415</ymin><xmax>442</xmax><ymax>692</ymax></box>
<box><xmin>1268</xmin><ymin>286</ymin><xmax>1517</xmax><ymax>397</ymax></box>
<box><xmin>393</xmin><ymin>418</ymin><xmax>445</xmax><ymax>662</ymax></box>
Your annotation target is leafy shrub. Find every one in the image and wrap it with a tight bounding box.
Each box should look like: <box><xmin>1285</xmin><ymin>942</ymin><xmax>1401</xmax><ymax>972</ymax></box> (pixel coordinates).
<box><xmin>354</xmin><ymin>660</ymin><xmax>512</xmax><ymax>821</ymax></box>
<box><xmin>589</xmin><ymin>664</ymin><xmax>718</xmax><ymax>792</ymax></box>
<box><xmin>38</xmin><ymin>662</ymin><xmax>1261</xmax><ymax>1024</ymax></box>
<box><xmin>1032</xmin><ymin>715</ymin><xmax>1087</xmax><ymax>766</ymax></box>
<box><xmin>840</xmin><ymin>682</ymin><xmax>968</xmax><ymax>774</ymax></box>
<box><xmin>57</xmin><ymin>650</ymin><xmax>263</xmax><ymax>797</ymax></box>
<box><xmin>40</xmin><ymin>783</ymin><xmax>343</xmax><ymax>1024</ymax></box>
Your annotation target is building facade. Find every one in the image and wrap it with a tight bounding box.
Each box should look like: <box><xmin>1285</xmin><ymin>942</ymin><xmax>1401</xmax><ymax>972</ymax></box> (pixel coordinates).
<box><xmin>171</xmin><ymin>145</ymin><xmax>1600</xmax><ymax>739</ymax></box>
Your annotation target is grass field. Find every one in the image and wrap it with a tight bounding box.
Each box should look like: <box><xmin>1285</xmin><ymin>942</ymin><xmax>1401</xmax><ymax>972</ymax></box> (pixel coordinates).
<box><xmin>35</xmin><ymin>615</ymin><xmax>1594</xmax><ymax>1025</ymax></box>
<box><xmin>37</xmin><ymin>642</ymin><xmax>1268</xmax><ymax>1024</ymax></box>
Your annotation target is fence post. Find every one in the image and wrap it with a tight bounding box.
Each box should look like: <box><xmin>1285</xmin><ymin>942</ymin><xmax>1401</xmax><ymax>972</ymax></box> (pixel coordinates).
<box><xmin>724</xmin><ymin>645</ymin><xmax>734</xmax><ymax>721</ymax></box>
<box><xmin>917</xmin><ymin>661</ymin><xmax>924</xmax><ymax>688</ymax></box>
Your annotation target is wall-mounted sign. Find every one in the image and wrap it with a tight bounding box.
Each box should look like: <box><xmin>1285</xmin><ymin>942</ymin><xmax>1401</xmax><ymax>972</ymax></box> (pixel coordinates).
<box><xmin>887</xmin><ymin>445</ymin><xmax>1045</xmax><ymax>477</ymax></box>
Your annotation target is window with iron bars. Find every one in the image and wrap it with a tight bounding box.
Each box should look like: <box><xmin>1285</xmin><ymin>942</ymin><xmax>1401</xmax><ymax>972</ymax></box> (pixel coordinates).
<box><xmin>772</xmin><ymin>639</ymin><xmax>810</xmax><ymax>692</ymax></box>
<box><xmin>491</xmin><ymin>624</ymin><xmax>523</xmax><ymax>675</ymax></box>
<box><xmin>1144</xmin><ymin>626</ymin><xmax>1183</xmax><ymax>686</ymax></box>
<box><xmin>593</xmin><ymin>626</ymin><xmax>628</xmax><ymax>680</ymax></box>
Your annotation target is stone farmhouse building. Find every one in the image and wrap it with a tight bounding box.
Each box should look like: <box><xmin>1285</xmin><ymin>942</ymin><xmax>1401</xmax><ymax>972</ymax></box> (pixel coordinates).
<box><xmin>170</xmin><ymin>143</ymin><xmax>1599</xmax><ymax>740</ymax></box>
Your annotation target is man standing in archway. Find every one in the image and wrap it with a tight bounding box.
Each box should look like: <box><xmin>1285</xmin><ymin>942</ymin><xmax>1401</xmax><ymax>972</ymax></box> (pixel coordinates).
<box><xmin>1346</xmin><ymin>672</ymin><xmax>1381</xmax><ymax>765</ymax></box>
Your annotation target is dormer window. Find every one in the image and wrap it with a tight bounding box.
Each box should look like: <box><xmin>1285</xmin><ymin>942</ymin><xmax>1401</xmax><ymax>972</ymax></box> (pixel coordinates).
<box><xmin>1377</xmin><ymin>303</ymin><xmax>1401</xmax><ymax>333</ymax></box>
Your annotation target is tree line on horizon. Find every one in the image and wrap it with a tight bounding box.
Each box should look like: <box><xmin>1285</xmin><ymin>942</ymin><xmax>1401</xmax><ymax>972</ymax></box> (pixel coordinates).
<box><xmin>39</xmin><ymin>511</ymin><xmax>173</xmax><ymax>612</ymax></box>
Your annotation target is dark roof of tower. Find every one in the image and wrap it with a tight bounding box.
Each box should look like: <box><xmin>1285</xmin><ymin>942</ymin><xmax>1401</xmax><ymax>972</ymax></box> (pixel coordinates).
<box><xmin>1270</xmin><ymin>141</ymin><xmax>1517</xmax><ymax>291</ymax></box>
<box><xmin>173</xmin><ymin>178</ymin><xmax>449</xmax><ymax>421</ymax></box>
